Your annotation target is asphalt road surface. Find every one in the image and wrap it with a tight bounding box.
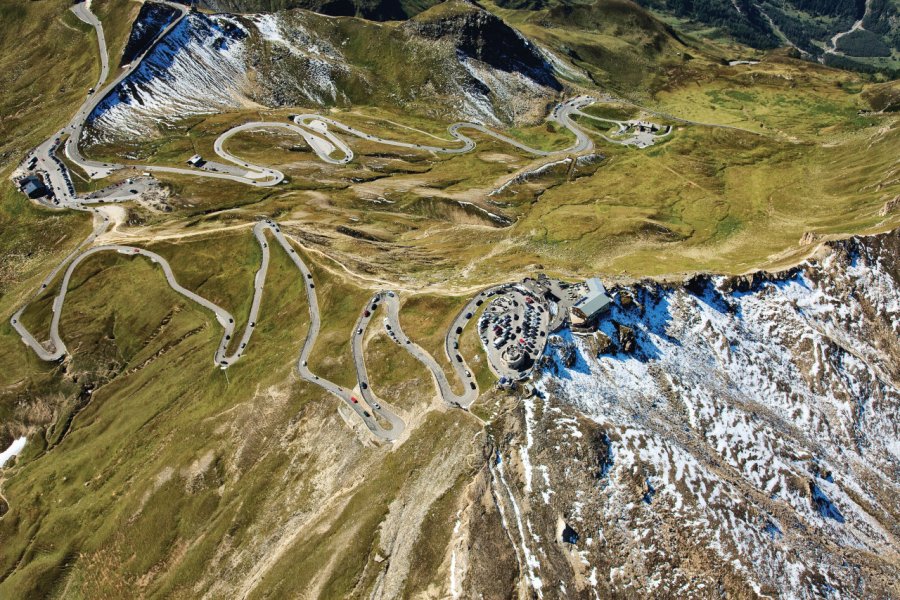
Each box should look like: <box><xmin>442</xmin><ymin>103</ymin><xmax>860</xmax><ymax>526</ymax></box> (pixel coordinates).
<box><xmin>11</xmin><ymin>211</ymin><xmax>537</xmax><ymax>438</ymax></box>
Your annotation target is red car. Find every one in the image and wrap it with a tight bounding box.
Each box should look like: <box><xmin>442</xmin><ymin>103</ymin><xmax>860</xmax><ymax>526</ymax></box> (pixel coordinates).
<box><xmin>351</xmin><ymin>397</ymin><xmax>359</xmax><ymax>403</ymax></box>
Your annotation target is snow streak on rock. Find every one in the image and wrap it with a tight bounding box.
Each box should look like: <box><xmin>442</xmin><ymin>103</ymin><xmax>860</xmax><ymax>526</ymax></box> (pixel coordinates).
<box><xmin>457</xmin><ymin>57</ymin><xmax>557</xmax><ymax>126</ymax></box>
<box><xmin>89</xmin><ymin>14</ymin><xmax>253</xmax><ymax>140</ymax></box>
<box><xmin>247</xmin><ymin>13</ymin><xmax>347</xmax><ymax>106</ymax></box>
<box><xmin>86</xmin><ymin>5</ymin><xmax>561</xmax><ymax>142</ymax></box>
<box><xmin>533</xmin><ymin>233</ymin><xmax>900</xmax><ymax>598</ymax></box>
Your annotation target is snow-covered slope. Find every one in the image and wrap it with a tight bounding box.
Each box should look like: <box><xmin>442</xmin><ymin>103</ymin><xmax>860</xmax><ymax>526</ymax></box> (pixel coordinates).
<box><xmin>85</xmin><ymin>5</ymin><xmax>561</xmax><ymax>142</ymax></box>
<box><xmin>468</xmin><ymin>231</ymin><xmax>900</xmax><ymax>599</ymax></box>
<box><xmin>89</xmin><ymin>13</ymin><xmax>254</xmax><ymax>141</ymax></box>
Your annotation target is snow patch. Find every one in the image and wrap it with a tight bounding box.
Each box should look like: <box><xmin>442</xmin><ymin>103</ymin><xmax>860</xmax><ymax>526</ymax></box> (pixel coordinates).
<box><xmin>0</xmin><ymin>437</ymin><xmax>26</xmax><ymax>468</ymax></box>
<box><xmin>534</xmin><ymin>241</ymin><xmax>900</xmax><ymax>595</ymax></box>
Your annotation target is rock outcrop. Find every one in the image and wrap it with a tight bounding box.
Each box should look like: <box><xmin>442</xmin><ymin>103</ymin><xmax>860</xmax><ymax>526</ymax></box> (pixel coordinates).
<box><xmin>469</xmin><ymin>228</ymin><xmax>900</xmax><ymax>598</ymax></box>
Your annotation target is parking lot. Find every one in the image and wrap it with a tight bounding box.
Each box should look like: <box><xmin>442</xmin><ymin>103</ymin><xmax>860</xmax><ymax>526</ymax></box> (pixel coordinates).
<box><xmin>478</xmin><ymin>287</ymin><xmax>549</xmax><ymax>380</ymax></box>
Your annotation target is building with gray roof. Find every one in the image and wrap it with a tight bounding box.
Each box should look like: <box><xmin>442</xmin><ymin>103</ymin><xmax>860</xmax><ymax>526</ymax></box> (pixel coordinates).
<box><xmin>570</xmin><ymin>277</ymin><xmax>612</xmax><ymax>331</ymax></box>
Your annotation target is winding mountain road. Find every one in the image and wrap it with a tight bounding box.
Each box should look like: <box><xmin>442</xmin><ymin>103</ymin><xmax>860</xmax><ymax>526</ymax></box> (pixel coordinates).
<box><xmin>13</xmin><ymin>0</ymin><xmax>587</xmax><ymax>439</ymax></box>
<box><xmin>291</xmin><ymin>97</ymin><xmax>594</xmax><ymax>163</ymax></box>
<box><xmin>12</xmin><ymin>218</ymin><xmax>412</xmax><ymax>440</ymax></box>
<box><xmin>31</xmin><ymin>2</ymin><xmax>599</xmax><ymax>209</ymax></box>
<box><xmin>12</xmin><ymin>213</ymin><xmax>504</xmax><ymax>440</ymax></box>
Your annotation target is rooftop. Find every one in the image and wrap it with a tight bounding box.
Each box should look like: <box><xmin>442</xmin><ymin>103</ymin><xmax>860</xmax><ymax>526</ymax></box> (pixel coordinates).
<box><xmin>574</xmin><ymin>277</ymin><xmax>612</xmax><ymax>318</ymax></box>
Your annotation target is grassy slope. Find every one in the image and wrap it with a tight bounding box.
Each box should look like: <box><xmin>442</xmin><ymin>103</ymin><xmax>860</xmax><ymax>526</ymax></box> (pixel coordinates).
<box><xmin>0</xmin><ymin>0</ymin><xmax>98</xmax><ymax>299</ymax></box>
<box><xmin>506</xmin><ymin>117</ymin><xmax>900</xmax><ymax>278</ymax></box>
<box><xmin>1</xmin><ymin>1</ymin><xmax>899</xmax><ymax>596</ymax></box>
<box><xmin>68</xmin><ymin>0</ymin><xmax>899</xmax><ymax>287</ymax></box>
<box><xmin>0</xmin><ymin>233</ymin><xmax>482</xmax><ymax>597</ymax></box>
<box><xmin>99</xmin><ymin>1</ymin><xmax>896</xmax><ymax>285</ymax></box>
<box><xmin>147</xmin><ymin>228</ymin><xmax>263</xmax><ymax>355</ymax></box>
<box><xmin>0</xmin><ymin>0</ymin><xmax>142</xmax><ymax>315</ymax></box>
<box><xmin>92</xmin><ymin>0</ymin><xmax>143</xmax><ymax>72</ymax></box>
<box><xmin>113</xmin><ymin>84</ymin><xmax>896</xmax><ymax>285</ymax></box>
<box><xmin>0</xmin><ymin>239</ymin><xmax>301</xmax><ymax>595</ymax></box>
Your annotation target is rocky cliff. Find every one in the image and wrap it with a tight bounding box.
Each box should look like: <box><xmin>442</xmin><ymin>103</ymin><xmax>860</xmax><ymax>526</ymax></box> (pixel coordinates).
<box><xmin>453</xmin><ymin>229</ymin><xmax>900</xmax><ymax>598</ymax></box>
<box><xmin>85</xmin><ymin>2</ymin><xmax>562</xmax><ymax>142</ymax></box>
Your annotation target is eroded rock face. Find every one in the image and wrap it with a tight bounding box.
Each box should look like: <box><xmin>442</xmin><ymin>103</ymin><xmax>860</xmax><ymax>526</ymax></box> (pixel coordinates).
<box><xmin>613</xmin><ymin>322</ymin><xmax>635</xmax><ymax>354</ymax></box>
<box><xmin>461</xmin><ymin>229</ymin><xmax>900</xmax><ymax>599</ymax></box>
<box><xmin>595</xmin><ymin>331</ymin><xmax>614</xmax><ymax>355</ymax></box>
<box><xmin>88</xmin><ymin>13</ymin><xmax>254</xmax><ymax>141</ymax></box>
<box><xmin>86</xmin><ymin>2</ymin><xmax>560</xmax><ymax>143</ymax></box>
<box><xmin>406</xmin><ymin>2</ymin><xmax>560</xmax><ymax>90</ymax></box>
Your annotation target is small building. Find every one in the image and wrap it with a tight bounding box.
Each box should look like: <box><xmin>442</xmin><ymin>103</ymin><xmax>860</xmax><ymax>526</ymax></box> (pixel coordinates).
<box><xmin>570</xmin><ymin>277</ymin><xmax>612</xmax><ymax>331</ymax></box>
<box><xmin>186</xmin><ymin>154</ymin><xmax>205</xmax><ymax>167</ymax></box>
<box><xmin>20</xmin><ymin>175</ymin><xmax>49</xmax><ymax>199</ymax></box>
<box><xmin>501</xmin><ymin>345</ymin><xmax>528</xmax><ymax>371</ymax></box>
